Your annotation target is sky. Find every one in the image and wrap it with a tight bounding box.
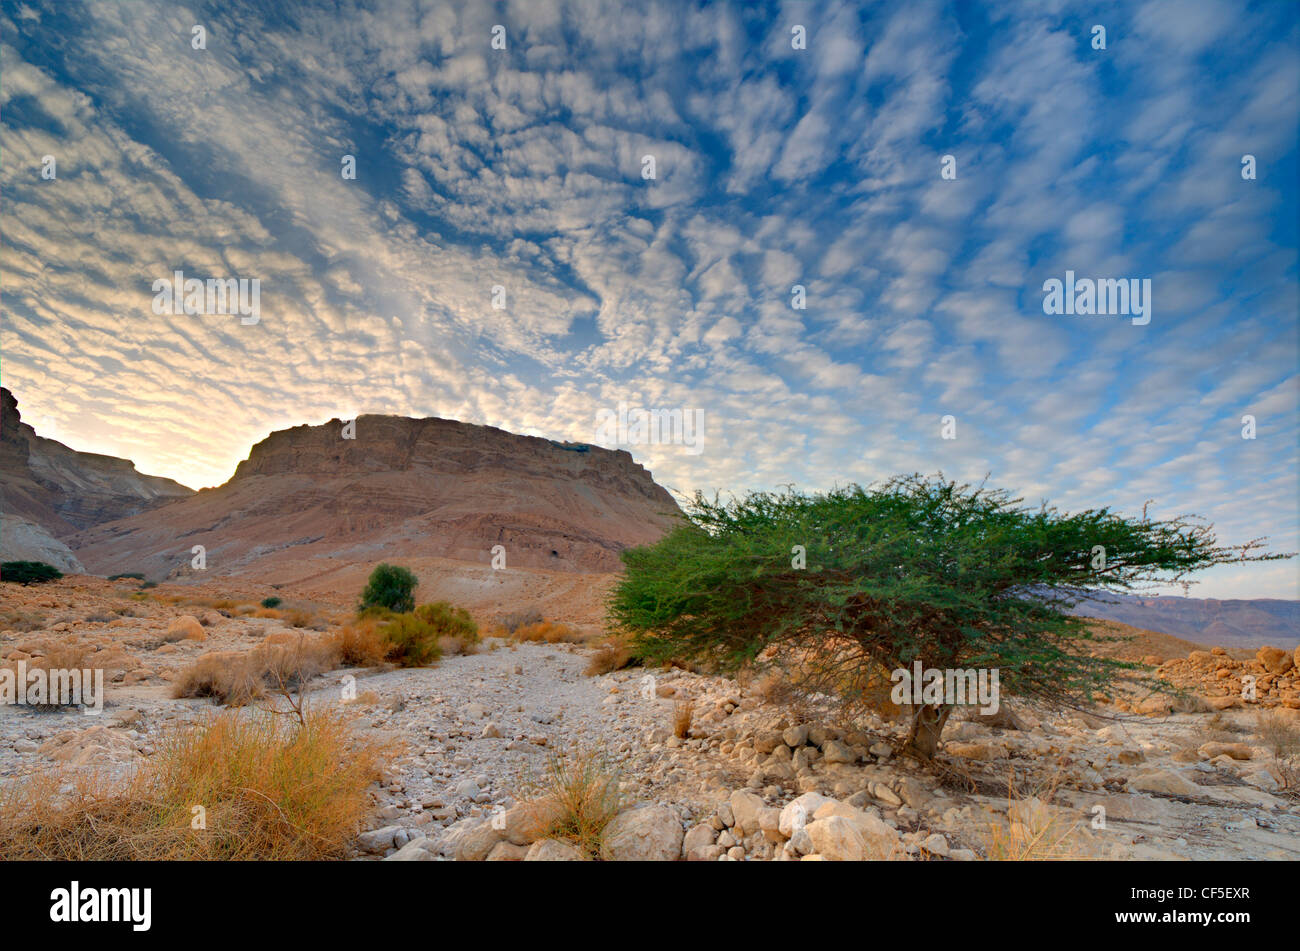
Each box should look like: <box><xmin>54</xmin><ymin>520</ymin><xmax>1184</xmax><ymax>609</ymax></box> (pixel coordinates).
<box><xmin>1</xmin><ymin>0</ymin><xmax>1297</xmax><ymax>600</ymax></box>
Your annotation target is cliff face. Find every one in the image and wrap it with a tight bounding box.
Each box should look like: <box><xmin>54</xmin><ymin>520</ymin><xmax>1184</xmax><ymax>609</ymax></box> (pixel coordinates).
<box><xmin>0</xmin><ymin>387</ymin><xmax>194</xmax><ymax>541</ymax></box>
<box><xmin>69</xmin><ymin>413</ymin><xmax>683</xmax><ymax>580</ymax></box>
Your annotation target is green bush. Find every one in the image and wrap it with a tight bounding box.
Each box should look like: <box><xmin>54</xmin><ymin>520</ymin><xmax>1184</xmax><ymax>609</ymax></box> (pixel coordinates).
<box><xmin>1</xmin><ymin>561</ymin><xmax>63</xmax><ymax>585</ymax></box>
<box><xmin>261</xmin><ymin>596</ymin><xmax>282</xmax><ymax>609</ymax></box>
<box><xmin>413</xmin><ymin>601</ymin><xmax>479</xmax><ymax>642</ymax></box>
<box><xmin>359</xmin><ymin>564</ymin><xmax>417</xmax><ymax>614</ymax></box>
<box><xmin>380</xmin><ymin>614</ymin><xmax>443</xmax><ymax>667</ymax></box>
<box><xmin>108</xmin><ymin>572</ymin><xmax>146</xmax><ymax>581</ymax></box>
<box><xmin>610</xmin><ymin>474</ymin><xmax>1293</xmax><ymax>757</ymax></box>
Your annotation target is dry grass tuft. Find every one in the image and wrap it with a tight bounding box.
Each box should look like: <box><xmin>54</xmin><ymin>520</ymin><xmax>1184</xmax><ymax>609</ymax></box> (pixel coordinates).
<box><xmin>584</xmin><ymin>641</ymin><xmax>633</xmax><ymax>676</ymax></box>
<box><xmin>1256</xmin><ymin>710</ymin><xmax>1300</xmax><ymax>792</ymax></box>
<box><xmin>516</xmin><ymin>748</ymin><xmax>624</xmax><ymax>859</ymax></box>
<box><xmin>172</xmin><ymin>636</ymin><xmax>338</xmax><ymax>707</ymax></box>
<box><xmin>672</xmin><ymin>699</ymin><xmax>695</xmax><ymax>739</ymax></box>
<box><xmin>330</xmin><ymin>619</ymin><xmax>390</xmax><ymax>667</ymax></box>
<box><xmin>0</xmin><ymin>644</ymin><xmax>109</xmax><ymax>712</ymax></box>
<box><xmin>0</xmin><ymin>610</ymin><xmax>46</xmax><ymax>632</ymax></box>
<box><xmin>510</xmin><ymin>620</ymin><xmax>585</xmax><ymax>644</ymax></box>
<box><xmin>981</xmin><ymin>770</ymin><xmax>1088</xmax><ymax>861</ymax></box>
<box><xmin>498</xmin><ymin>609</ymin><xmax>543</xmax><ymax>634</ymax></box>
<box><xmin>0</xmin><ymin>709</ymin><xmax>385</xmax><ymax>860</ymax></box>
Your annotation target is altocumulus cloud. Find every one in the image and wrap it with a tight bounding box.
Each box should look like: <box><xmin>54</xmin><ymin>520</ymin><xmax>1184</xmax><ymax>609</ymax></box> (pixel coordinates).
<box><xmin>1</xmin><ymin>0</ymin><xmax>1296</xmax><ymax>598</ymax></box>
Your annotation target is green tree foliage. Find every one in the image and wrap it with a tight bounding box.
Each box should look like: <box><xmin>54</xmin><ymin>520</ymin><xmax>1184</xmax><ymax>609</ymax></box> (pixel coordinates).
<box><xmin>1</xmin><ymin>561</ymin><xmax>64</xmax><ymax>585</ymax></box>
<box><xmin>261</xmin><ymin>596</ymin><xmax>282</xmax><ymax>609</ymax></box>
<box><xmin>610</xmin><ymin>474</ymin><xmax>1291</xmax><ymax>757</ymax></box>
<box><xmin>358</xmin><ymin>563</ymin><xmax>417</xmax><ymax>614</ymax></box>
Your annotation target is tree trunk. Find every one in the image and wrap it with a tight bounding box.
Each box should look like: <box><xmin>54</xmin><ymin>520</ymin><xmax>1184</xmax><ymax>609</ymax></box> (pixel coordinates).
<box><xmin>904</xmin><ymin>703</ymin><xmax>953</xmax><ymax>759</ymax></box>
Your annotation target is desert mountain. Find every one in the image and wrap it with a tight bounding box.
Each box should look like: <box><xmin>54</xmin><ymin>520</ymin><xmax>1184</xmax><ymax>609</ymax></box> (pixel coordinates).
<box><xmin>68</xmin><ymin>412</ymin><xmax>683</xmax><ymax>582</ymax></box>
<box><xmin>1073</xmin><ymin>591</ymin><xmax>1299</xmax><ymax>650</ymax></box>
<box><xmin>0</xmin><ymin>387</ymin><xmax>193</xmax><ymax>571</ymax></box>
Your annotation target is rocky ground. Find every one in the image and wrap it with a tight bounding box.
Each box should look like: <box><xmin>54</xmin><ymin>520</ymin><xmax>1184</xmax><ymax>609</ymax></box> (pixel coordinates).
<box><xmin>2</xmin><ymin>575</ymin><xmax>1299</xmax><ymax>861</ymax></box>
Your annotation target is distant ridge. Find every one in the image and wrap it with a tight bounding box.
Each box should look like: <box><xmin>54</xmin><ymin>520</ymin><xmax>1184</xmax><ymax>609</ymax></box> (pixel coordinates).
<box><xmin>1072</xmin><ymin>591</ymin><xmax>1299</xmax><ymax>650</ymax></box>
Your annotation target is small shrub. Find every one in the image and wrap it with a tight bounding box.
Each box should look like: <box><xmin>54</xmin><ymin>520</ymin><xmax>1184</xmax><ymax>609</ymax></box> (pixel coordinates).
<box><xmin>379</xmin><ymin>614</ymin><xmax>442</xmax><ymax>668</ymax></box>
<box><xmin>140</xmin><ymin>581</ymin><xmax>157</xmax><ymax>589</ymax></box>
<box><xmin>0</xmin><ymin>611</ymin><xmax>46</xmax><ymax>633</ymax></box>
<box><xmin>1</xmin><ymin>645</ymin><xmax>99</xmax><ymax>712</ymax></box>
<box><xmin>516</xmin><ymin>748</ymin><xmax>624</xmax><ymax>859</ymax></box>
<box><xmin>512</xmin><ymin>621</ymin><xmax>583</xmax><ymax>643</ymax></box>
<box><xmin>331</xmin><ymin>620</ymin><xmax>389</xmax><ymax>667</ymax></box>
<box><xmin>413</xmin><ymin>601</ymin><xmax>478</xmax><ymax>641</ymax></box>
<box><xmin>584</xmin><ymin>642</ymin><xmax>633</xmax><ymax>677</ymax></box>
<box><xmin>172</xmin><ymin>638</ymin><xmax>338</xmax><ymax>707</ymax></box>
<box><xmin>499</xmin><ymin>609</ymin><xmax>543</xmax><ymax>634</ymax></box>
<box><xmin>359</xmin><ymin>564</ymin><xmax>417</xmax><ymax>614</ymax></box>
<box><xmin>285</xmin><ymin>609</ymin><xmax>316</xmax><ymax>629</ymax></box>
<box><xmin>107</xmin><ymin>573</ymin><xmax>145</xmax><ymax>581</ymax></box>
<box><xmin>261</xmin><ymin>596</ymin><xmax>282</xmax><ymax>609</ymax></box>
<box><xmin>1</xmin><ymin>561</ymin><xmax>63</xmax><ymax>585</ymax></box>
<box><xmin>1257</xmin><ymin>710</ymin><xmax>1300</xmax><ymax>762</ymax></box>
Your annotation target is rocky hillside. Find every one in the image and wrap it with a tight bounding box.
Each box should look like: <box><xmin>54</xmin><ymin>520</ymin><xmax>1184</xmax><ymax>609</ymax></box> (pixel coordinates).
<box><xmin>0</xmin><ymin>387</ymin><xmax>193</xmax><ymax>570</ymax></box>
<box><xmin>69</xmin><ymin>413</ymin><xmax>682</xmax><ymax>581</ymax></box>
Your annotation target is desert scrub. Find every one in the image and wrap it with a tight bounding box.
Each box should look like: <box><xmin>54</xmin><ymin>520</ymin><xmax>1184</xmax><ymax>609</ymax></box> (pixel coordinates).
<box><xmin>516</xmin><ymin>748</ymin><xmax>624</xmax><ymax>859</ymax></box>
<box><xmin>511</xmin><ymin>620</ymin><xmax>584</xmax><ymax>643</ymax></box>
<box><xmin>584</xmin><ymin>641</ymin><xmax>634</xmax><ymax>676</ymax></box>
<box><xmin>331</xmin><ymin>619</ymin><xmax>390</xmax><ymax>667</ymax></box>
<box><xmin>261</xmin><ymin>596</ymin><xmax>282</xmax><ymax>609</ymax></box>
<box><xmin>172</xmin><ymin>637</ymin><xmax>338</xmax><ymax>707</ymax></box>
<box><xmin>0</xmin><ymin>710</ymin><xmax>385</xmax><ymax>860</ymax></box>
<box><xmin>498</xmin><ymin>609</ymin><xmax>543</xmax><ymax>634</ymax></box>
<box><xmin>378</xmin><ymin>613</ymin><xmax>442</xmax><ymax>667</ymax></box>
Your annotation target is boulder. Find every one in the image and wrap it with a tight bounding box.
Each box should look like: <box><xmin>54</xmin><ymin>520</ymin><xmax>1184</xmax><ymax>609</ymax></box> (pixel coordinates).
<box><xmin>1258</xmin><ymin>646</ymin><xmax>1294</xmax><ymax>675</ymax></box>
<box><xmin>356</xmin><ymin>825</ymin><xmax>403</xmax><ymax>853</ymax></box>
<box><xmin>600</xmin><ymin>804</ymin><xmax>684</xmax><ymax>861</ymax></box>
<box><xmin>779</xmin><ymin>792</ymin><xmax>832</xmax><ymax>837</ymax></box>
<box><xmin>383</xmin><ymin>836</ymin><xmax>438</xmax><ymax>861</ymax></box>
<box><xmin>812</xmin><ymin>800</ymin><xmax>899</xmax><ymax>857</ymax></box>
<box><xmin>821</xmin><ymin>739</ymin><xmax>857</xmax><ymax>764</ymax></box>
<box><xmin>437</xmin><ymin>817</ymin><xmax>503</xmax><ymax>861</ymax></box>
<box><xmin>682</xmin><ymin>823</ymin><xmax>717</xmax><ymax>859</ymax></box>
<box><xmin>806</xmin><ymin>816</ymin><xmax>867</xmax><ymax>861</ymax></box>
<box><xmin>524</xmin><ymin>838</ymin><xmax>585</xmax><ymax>861</ymax></box>
<box><xmin>1129</xmin><ymin>770</ymin><xmax>1201</xmax><ymax>798</ymax></box>
<box><xmin>728</xmin><ymin>789</ymin><xmax>766</xmax><ymax>836</ymax></box>
<box><xmin>486</xmin><ymin>841</ymin><xmax>531</xmax><ymax>861</ymax></box>
<box><xmin>1198</xmin><ymin>742</ymin><xmax>1253</xmax><ymax>761</ymax></box>
<box><xmin>164</xmin><ymin>615</ymin><xmax>205</xmax><ymax>642</ymax></box>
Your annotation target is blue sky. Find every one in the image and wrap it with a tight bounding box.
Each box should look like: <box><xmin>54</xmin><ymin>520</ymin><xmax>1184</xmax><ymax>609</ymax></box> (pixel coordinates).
<box><xmin>2</xmin><ymin>0</ymin><xmax>1297</xmax><ymax>598</ymax></box>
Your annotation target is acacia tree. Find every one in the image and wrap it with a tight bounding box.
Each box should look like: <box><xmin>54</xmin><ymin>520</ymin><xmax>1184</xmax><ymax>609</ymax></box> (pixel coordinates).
<box><xmin>359</xmin><ymin>563</ymin><xmax>417</xmax><ymax>614</ymax></box>
<box><xmin>609</xmin><ymin>474</ymin><xmax>1290</xmax><ymax>758</ymax></box>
